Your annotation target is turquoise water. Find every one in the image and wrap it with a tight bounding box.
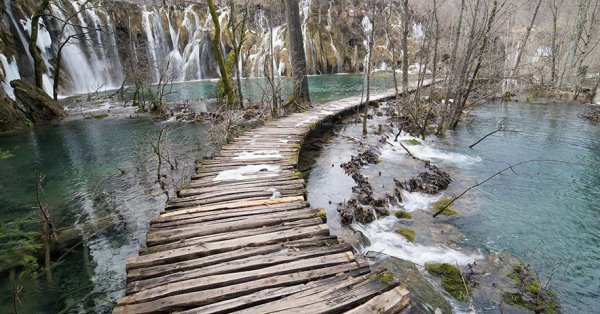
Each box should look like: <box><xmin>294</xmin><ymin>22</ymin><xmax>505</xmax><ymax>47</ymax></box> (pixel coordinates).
<box><xmin>156</xmin><ymin>73</ymin><xmax>398</xmax><ymax>103</ymax></box>
<box><xmin>445</xmin><ymin>101</ymin><xmax>600</xmax><ymax>313</ymax></box>
<box><xmin>0</xmin><ymin>73</ymin><xmax>396</xmax><ymax>313</ymax></box>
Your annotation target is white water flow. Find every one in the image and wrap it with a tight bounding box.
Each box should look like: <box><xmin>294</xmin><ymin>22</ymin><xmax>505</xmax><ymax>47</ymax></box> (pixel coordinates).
<box><xmin>246</xmin><ymin>9</ymin><xmax>287</xmax><ymax>78</ymax></box>
<box><xmin>357</xmin><ymin>131</ymin><xmax>483</xmax><ymax>266</ymax></box>
<box><xmin>326</xmin><ymin>1</ymin><xmax>342</xmax><ymax>73</ymax></box>
<box><xmin>141</xmin><ymin>5</ymin><xmax>218</xmax><ymax>82</ymax></box>
<box><xmin>0</xmin><ymin>54</ymin><xmax>21</xmax><ymax>100</ymax></box>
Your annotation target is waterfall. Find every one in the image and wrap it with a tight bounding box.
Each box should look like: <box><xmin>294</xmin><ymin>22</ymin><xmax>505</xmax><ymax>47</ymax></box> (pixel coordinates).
<box><xmin>245</xmin><ymin>9</ymin><xmax>287</xmax><ymax>78</ymax></box>
<box><xmin>326</xmin><ymin>1</ymin><xmax>342</xmax><ymax>73</ymax></box>
<box><xmin>141</xmin><ymin>5</ymin><xmax>218</xmax><ymax>82</ymax></box>
<box><xmin>0</xmin><ymin>54</ymin><xmax>21</xmax><ymax>100</ymax></box>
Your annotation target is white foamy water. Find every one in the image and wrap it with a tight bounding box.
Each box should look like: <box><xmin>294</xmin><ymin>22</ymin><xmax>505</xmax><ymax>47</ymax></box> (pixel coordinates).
<box><xmin>382</xmin><ymin>133</ymin><xmax>481</xmax><ymax>165</ymax></box>
<box><xmin>213</xmin><ymin>164</ymin><xmax>281</xmax><ymax>181</ymax></box>
<box><xmin>233</xmin><ymin>150</ymin><xmax>283</xmax><ymax>160</ymax></box>
<box><xmin>355</xmin><ymin>217</ymin><xmax>481</xmax><ymax>266</ymax></box>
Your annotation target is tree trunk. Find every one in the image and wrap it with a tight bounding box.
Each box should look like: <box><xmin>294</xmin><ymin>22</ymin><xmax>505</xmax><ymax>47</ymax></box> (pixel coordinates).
<box><xmin>229</xmin><ymin>0</ymin><xmax>245</xmax><ymax>108</ymax></box>
<box><xmin>438</xmin><ymin>0</ymin><xmax>465</xmax><ymax>135</ymax></box>
<box><xmin>208</xmin><ymin>0</ymin><xmax>237</xmax><ymax>108</ymax></box>
<box><xmin>401</xmin><ymin>0</ymin><xmax>410</xmax><ymax>93</ymax></box>
<box><xmin>362</xmin><ymin>17</ymin><xmax>375</xmax><ymax>136</ymax></box>
<box><xmin>506</xmin><ymin>0</ymin><xmax>543</xmax><ymax>94</ymax></box>
<box><xmin>284</xmin><ymin>0</ymin><xmax>311</xmax><ymax>110</ymax></box>
<box><xmin>29</xmin><ymin>0</ymin><xmax>50</xmax><ymax>90</ymax></box>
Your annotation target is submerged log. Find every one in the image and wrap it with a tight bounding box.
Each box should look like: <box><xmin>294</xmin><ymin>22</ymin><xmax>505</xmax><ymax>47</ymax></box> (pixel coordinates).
<box><xmin>397</xmin><ymin>162</ymin><xmax>451</xmax><ymax>194</ymax></box>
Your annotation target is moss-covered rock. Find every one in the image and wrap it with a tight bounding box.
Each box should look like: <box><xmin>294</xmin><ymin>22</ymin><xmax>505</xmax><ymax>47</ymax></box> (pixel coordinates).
<box><xmin>11</xmin><ymin>79</ymin><xmax>66</xmax><ymax>122</ymax></box>
<box><xmin>504</xmin><ymin>263</ymin><xmax>561</xmax><ymax>313</ymax></box>
<box><xmin>432</xmin><ymin>197</ymin><xmax>459</xmax><ymax>216</ymax></box>
<box><xmin>396</xmin><ymin>227</ymin><xmax>415</xmax><ymax>242</ymax></box>
<box><xmin>0</xmin><ymin>88</ymin><xmax>31</xmax><ymax>133</ymax></box>
<box><xmin>395</xmin><ymin>210</ymin><xmax>413</xmax><ymax>219</ymax></box>
<box><xmin>425</xmin><ymin>262</ymin><xmax>472</xmax><ymax>302</ymax></box>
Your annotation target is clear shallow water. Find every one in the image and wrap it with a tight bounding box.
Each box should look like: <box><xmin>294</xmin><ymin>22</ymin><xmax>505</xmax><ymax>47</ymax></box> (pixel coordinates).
<box><xmin>445</xmin><ymin>101</ymin><xmax>600</xmax><ymax>313</ymax></box>
<box><xmin>0</xmin><ymin>119</ymin><xmax>212</xmax><ymax>313</ymax></box>
<box><xmin>142</xmin><ymin>73</ymin><xmax>398</xmax><ymax>103</ymax></box>
<box><xmin>306</xmin><ymin>100</ymin><xmax>600</xmax><ymax>313</ymax></box>
<box><xmin>0</xmin><ymin>73</ymin><xmax>396</xmax><ymax>313</ymax></box>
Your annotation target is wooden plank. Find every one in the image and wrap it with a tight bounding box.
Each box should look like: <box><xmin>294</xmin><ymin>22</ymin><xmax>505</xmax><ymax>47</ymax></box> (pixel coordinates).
<box><xmin>344</xmin><ymin>286</ymin><xmax>410</xmax><ymax>314</ymax></box>
<box><xmin>171</xmin><ymin>183</ymin><xmax>304</xmax><ymax>204</ymax></box>
<box><xmin>161</xmin><ymin>196</ymin><xmax>305</xmax><ymax>218</ymax></box>
<box><xmin>152</xmin><ymin>201</ymin><xmax>309</xmax><ymax>225</ymax></box>
<box><xmin>146</xmin><ymin>209</ymin><xmax>319</xmax><ymax>246</ymax></box>
<box><xmin>126</xmin><ymin>224</ymin><xmax>330</xmax><ymax>269</ymax></box>
<box><xmin>183</xmin><ymin>176</ymin><xmax>304</xmax><ymax>189</ymax></box>
<box><xmin>127</xmin><ymin>244</ymin><xmax>352</xmax><ymax>294</ymax></box>
<box><xmin>238</xmin><ymin>275</ymin><xmax>400</xmax><ymax>314</ymax></box>
<box><xmin>151</xmin><ymin>204</ymin><xmax>311</xmax><ymax>229</ymax></box>
<box><xmin>143</xmin><ymin>218</ymin><xmax>324</xmax><ymax>254</ymax></box>
<box><xmin>165</xmin><ymin>189</ymin><xmax>304</xmax><ymax>210</ymax></box>
<box><xmin>113</xmin><ymin>261</ymin><xmax>367</xmax><ymax>314</ymax></box>
<box><xmin>178</xmin><ymin>268</ymin><xmax>372</xmax><ymax>314</ymax></box>
<box><xmin>122</xmin><ymin>253</ymin><xmax>357</xmax><ymax>305</ymax></box>
<box><xmin>190</xmin><ymin>170</ymin><xmax>297</xmax><ymax>183</ymax></box>
<box><xmin>178</xmin><ymin>179</ymin><xmax>304</xmax><ymax>197</ymax></box>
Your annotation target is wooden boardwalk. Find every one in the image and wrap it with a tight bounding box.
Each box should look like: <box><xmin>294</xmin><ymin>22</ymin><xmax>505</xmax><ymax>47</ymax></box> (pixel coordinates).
<box><xmin>113</xmin><ymin>84</ymin><xmax>427</xmax><ymax>313</ymax></box>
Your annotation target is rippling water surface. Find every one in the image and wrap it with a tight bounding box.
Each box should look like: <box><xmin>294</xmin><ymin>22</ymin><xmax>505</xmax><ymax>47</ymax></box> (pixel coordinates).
<box><xmin>306</xmin><ymin>100</ymin><xmax>600</xmax><ymax>313</ymax></box>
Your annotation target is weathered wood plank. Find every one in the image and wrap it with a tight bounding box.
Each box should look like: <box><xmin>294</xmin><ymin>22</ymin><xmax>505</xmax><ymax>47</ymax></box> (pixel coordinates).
<box><xmin>113</xmin><ymin>261</ymin><xmax>368</xmax><ymax>314</ymax></box>
<box><xmin>127</xmin><ymin>245</ymin><xmax>353</xmax><ymax>294</ymax></box>
<box><xmin>177</xmin><ymin>268</ymin><xmax>372</xmax><ymax>314</ymax></box>
<box><xmin>178</xmin><ymin>179</ymin><xmax>304</xmax><ymax>197</ymax></box>
<box><xmin>161</xmin><ymin>196</ymin><xmax>305</xmax><ymax>218</ymax></box>
<box><xmin>152</xmin><ymin>201</ymin><xmax>309</xmax><ymax>225</ymax></box>
<box><xmin>126</xmin><ymin>224</ymin><xmax>329</xmax><ymax>269</ymax></box>
<box><xmin>143</xmin><ymin>218</ymin><xmax>324</xmax><ymax>254</ymax></box>
<box><xmin>165</xmin><ymin>189</ymin><xmax>304</xmax><ymax>210</ymax></box>
<box><xmin>344</xmin><ymin>286</ymin><xmax>411</xmax><ymax>314</ymax></box>
<box><xmin>146</xmin><ymin>209</ymin><xmax>319</xmax><ymax>246</ymax></box>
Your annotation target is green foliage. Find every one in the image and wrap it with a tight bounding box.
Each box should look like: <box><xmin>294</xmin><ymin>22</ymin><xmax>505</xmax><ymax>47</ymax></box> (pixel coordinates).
<box><xmin>396</xmin><ymin>227</ymin><xmax>415</xmax><ymax>242</ymax></box>
<box><xmin>432</xmin><ymin>197</ymin><xmax>458</xmax><ymax>216</ymax></box>
<box><xmin>0</xmin><ymin>213</ymin><xmax>43</xmax><ymax>272</ymax></box>
<box><xmin>425</xmin><ymin>262</ymin><xmax>471</xmax><ymax>302</ymax></box>
<box><xmin>406</xmin><ymin>139</ymin><xmax>422</xmax><ymax>145</ymax></box>
<box><xmin>369</xmin><ymin>272</ymin><xmax>394</xmax><ymax>284</ymax></box>
<box><xmin>395</xmin><ymin>210</ymin><xmax>413</xmax><ymax>219</ymax></box>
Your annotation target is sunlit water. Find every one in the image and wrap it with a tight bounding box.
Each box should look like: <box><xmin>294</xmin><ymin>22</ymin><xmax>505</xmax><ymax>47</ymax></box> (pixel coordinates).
<box><xmin>306</xmin><ymin>100</ymin><xmax>600</xmax><ymax>313</ymax></box>
<box><xmin>0</xmin><ymin>73</ymin><xmax>396</xmax><ymax>313</ymax></box>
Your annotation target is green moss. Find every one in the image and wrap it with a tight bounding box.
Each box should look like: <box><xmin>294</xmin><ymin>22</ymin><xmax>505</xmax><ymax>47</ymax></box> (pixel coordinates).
<box><xmin>432</xmin><ymin>197</ymin><xmax>458</xmax><ymax>216</ymax></box>
<box><xmin>505</xmin><ymin>263</ymin><xmax>560</xmax><ymax>313</ymax></box>
<box><xmin>369</xmin><ymin>272</ymin><xmax>394</xmax><ymax>284</ymax></box>
<box><xmin>425</xmin><ymin>263</ymin><xmax>471</xmax><ymax>303</ymax></box>
<box><xmin>396</xmin><ymin>228</ymin><xmax>415</xmax><ymax>242</ymax></box>
<box><xmin>406</xmin><ymin>139</ymin><xmax>422</xmax><ymax>145</ymax></box>
<box><xmin>313</xmin><ymin>208</ymin><xmax>327</xmax><ymax>220</ymax></box>
<box><xmin>395</xmin><ymin>211</ymin><xmax>413</xmax><ymax>219</ymax></box>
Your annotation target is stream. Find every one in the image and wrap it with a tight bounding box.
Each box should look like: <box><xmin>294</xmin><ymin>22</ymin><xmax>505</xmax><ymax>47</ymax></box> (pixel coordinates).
<box><xmin>305</xmin><ymin>100</ymin><xmax>600</xmax><ymax>313</ymax></box>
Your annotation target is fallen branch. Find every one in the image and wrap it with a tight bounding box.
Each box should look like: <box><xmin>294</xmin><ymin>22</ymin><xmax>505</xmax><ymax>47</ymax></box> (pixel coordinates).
<box><xmin>433</xmin><ymin>159</ymin><xmax>570</xmax><ymax>217</ymax></box>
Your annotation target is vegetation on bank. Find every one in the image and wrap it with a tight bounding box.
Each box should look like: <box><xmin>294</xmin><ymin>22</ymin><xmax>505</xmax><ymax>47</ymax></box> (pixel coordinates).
<box><xmin>432</xmin><ymin>197</ymin><xmax>459</xmax><ymax>217</ymax></box>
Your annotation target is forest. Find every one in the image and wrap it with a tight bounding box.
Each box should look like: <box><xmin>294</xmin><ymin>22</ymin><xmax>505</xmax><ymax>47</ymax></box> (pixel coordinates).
<box><xmin>0</xmin><ymin>0</ymin><xmax>599</xmax><ymax>313</ymax></box>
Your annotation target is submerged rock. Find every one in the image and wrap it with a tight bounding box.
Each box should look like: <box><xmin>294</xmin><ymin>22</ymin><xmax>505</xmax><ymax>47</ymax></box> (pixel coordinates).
<box><xmin>397</xmin><ymin>161</ymin><xmax>452</xmax><ymax>194</ymax></box>
<box><xmin>10</xmin><ymin>79</ymin><xmax>67</xmax><ymax>122</ymax></box>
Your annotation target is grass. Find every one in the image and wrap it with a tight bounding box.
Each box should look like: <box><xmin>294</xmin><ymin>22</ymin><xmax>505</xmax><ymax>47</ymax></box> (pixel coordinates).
<box><xmin>396</xmin><ymin>227</ymin><xmax>415</xmax><ymax>242</ymax></box>
<box><xmin>395</xmin><ymin>211</ymin><xmax>413</xmax><ymax>219</ymax></box>
<box><xmin>432</xmin><ymin>197</ymin><xmax>458</xmax><ymax>216</ymax></box>
<box><xmin>406</xmin><ymin>139</ymin><xmax>422</xmax><ymax>145</ymax></box>
<box><xmin>425</xmin><ymin>263</ymin><xmax>471</xmax><ymax>302</ymax></box>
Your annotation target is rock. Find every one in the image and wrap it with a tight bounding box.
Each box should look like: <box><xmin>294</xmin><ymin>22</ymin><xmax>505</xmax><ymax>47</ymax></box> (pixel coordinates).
<box><xmin>0</xmin><ymin>88</ymin><xmax>31</xmax><ymax>133</ymax></box>
<box><xmin>10</xmin><ymin>79</ymin><xmax>66</xmax><ymax>122</ymax></box>
<box><xmin>397</xmin><ymin>162</ymin><xmax>452</xmax><ymax>194</ymax></box>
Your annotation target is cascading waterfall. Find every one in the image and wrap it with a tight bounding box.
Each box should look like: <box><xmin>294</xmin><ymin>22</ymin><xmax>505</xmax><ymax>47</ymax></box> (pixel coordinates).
<box><xmin>0</xmin><ymin>54</ymin><xmax>21</xmax><ymax>100</ymax></box>
<box><xmin>245</xmin><ymin>9</ymin><xmax>287</xmax><ymax>78</ymax></box>
<box><xmin>141</xmin><ymin>5</ymin><xmax>218</xmax><ymax>82</ymax></box>
<box><xmin>326</xmin><ymin>1</ymin><xmax>342</xmax><ymax>73</ymax></box>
